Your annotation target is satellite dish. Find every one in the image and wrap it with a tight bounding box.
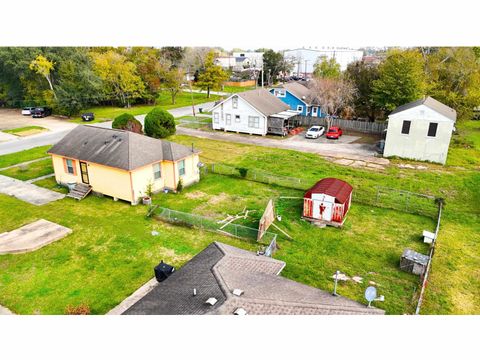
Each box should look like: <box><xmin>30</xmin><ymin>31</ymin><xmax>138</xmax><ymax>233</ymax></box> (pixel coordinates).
<box><xmin>365</xmin><ymin>286</ymin><xmax>377</xmax><ymax>302</ymax></box>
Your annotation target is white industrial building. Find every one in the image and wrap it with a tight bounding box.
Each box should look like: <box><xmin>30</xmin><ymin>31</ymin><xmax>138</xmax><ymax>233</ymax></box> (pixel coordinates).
<box><xmin>383</xmin><ymin>96</ymin><xmax>457</xmax><ymax>165</ymax></box>
<box><xmin>283</xmin><ymin>47</ymin><xmax>364</xmax><ymax>76</ymax></box>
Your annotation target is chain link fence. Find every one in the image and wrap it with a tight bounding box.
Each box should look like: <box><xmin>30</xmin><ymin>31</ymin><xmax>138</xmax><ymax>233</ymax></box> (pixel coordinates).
<box><xmin>203</xmin><ymin>163</ymin><xmax>438</xmax><ymax>218</ymax></box>
<box><xmin>151</xmin><ymin>205</ymin><xmax>278</xmax><ymax>244</ymax></box>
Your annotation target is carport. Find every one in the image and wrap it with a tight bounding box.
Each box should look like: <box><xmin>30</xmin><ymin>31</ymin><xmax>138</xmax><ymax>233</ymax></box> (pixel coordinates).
<box><xmin>267</xmin><ymin>110</ymin><xmax>300</xmax><ymax>136</ymax></box>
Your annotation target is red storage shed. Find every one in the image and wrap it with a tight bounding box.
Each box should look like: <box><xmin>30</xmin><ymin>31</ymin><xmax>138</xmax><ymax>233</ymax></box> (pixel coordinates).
<box><xmin>303</xmin><ymin>178</ymin><xmax>353</xmax><ymax>226</ymax></box>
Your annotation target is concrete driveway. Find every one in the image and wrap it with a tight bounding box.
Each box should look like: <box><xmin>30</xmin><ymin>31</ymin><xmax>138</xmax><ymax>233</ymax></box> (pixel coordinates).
<box><xmin>0</xmin><ymin>175</ymin><xmax>65</xmax><ymax>205</ymax></box>
<box><xmin>0</xmin><ymin>109</ymin><xmax>75</xmax><ymax>132</ymax></box>
<box><xmin>289</xmin><ymin>132</ymin><xmax>361</xmax><ymax>144</ymax></box>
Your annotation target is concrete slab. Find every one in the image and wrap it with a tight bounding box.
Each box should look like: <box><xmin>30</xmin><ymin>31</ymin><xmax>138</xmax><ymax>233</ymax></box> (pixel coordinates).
<box><xmin>0</xmin><ymin>175</ymin><xmax>65</xmax><ymax>205</ymax></box>
<box><xmin>0</xmin><ymin>304</ymin><xmax>14</xmax><ymax>315</ymax></box>
<box><xmin>334</xmin><ymin>159</ymin><xmax>355</xmax><ymax>166</ymax></box>
<box><xmin>0</xmin><ymin>219</ymin><xmax>72</xmax><ymax>255</ymax></box>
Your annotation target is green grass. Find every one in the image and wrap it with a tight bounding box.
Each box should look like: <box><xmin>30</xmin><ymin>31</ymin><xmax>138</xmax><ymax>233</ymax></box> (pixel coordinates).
<box><xmin>0</xmin><ymin>120</ymin><xmax>478</xmax><ymax>315</ymax></box>
<box><xmin>176</xmin><ymin>115</ymin><xmax>213</xmax><ymax>131</ymax></box>
<box><xmin>33</xmin><ymin>177</ymin><xmax>68</xmax><ymax>194</ymax></box>
<box><xmin>0</xmin><ymin>158</ymin><xmax>54</xmax><ymax>181</ymax></box>
<box><xmin>69</xmin><ymin>91</ymin><xmax>221</xmax><ymax>124</ymax></box>
<box><xmin>0</xmin><ymin>193</ymin><xmax>254</xmax><ymax>314</ymax></box>
<box><xmin>3</xmin><ymin>126</ymin><xmax>48</xmax><ymax>137</ymax></box>
<box><xmin>221</xmin><ymin>85</ymin><xmax>256</xmax><ymax>93</ymax></box>
<box><xmin>0</xmin><ymin>145</ymin><xmax>51</xmax><ymax>169</ymax></box>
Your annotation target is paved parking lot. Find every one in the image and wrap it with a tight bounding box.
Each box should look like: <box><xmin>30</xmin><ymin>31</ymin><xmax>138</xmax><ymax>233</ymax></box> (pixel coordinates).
<box><xmin>288</xmin><ymin>132</ymin><xmax>361</xmax><ymax>144</ymax></box>
<box><xmin>0</xmin><ymin>109</ymin><xmax>75</xmax><ymax>132</ymax></box>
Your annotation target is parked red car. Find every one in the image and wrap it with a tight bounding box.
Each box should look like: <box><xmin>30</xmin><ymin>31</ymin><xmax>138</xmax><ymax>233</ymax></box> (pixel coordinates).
<box><xmin>326</xmin><ymin>126</ymin><xmax>343</xmax><ymax>139</ymax></box>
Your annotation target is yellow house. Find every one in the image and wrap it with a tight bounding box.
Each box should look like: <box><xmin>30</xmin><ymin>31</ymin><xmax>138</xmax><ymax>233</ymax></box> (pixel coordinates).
<box><xmin>48</xmin><ymin>125</ymin><xmax>201</xmax><ymax>204</ymax></box>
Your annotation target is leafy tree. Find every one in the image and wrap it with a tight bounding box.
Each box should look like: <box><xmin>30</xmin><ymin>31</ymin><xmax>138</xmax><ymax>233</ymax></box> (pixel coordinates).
<box><xmin>262</xmin><ymin>49</ymin><xmax>290</xmax><ymax>85</ymax></box>
<box><xmin>196</xmin><ymin>51</ymin><xmax>228</xmax><ymax>98</ymax></box>
<box><xmin>313</xmin><ymin>57</ymin><xmax>341</xmax><ymax>79</ymax></box>
<box><xmin>309</xmin><ymin>78</ymin><xmax>356</xmax><ymax>118</ymax></box>
<box><xmin>425</xmin><ymin>47</ymin><xmax>480</xmax><ymax>119</ymax></box>
<box><xmin>160</xmin><ymin>47</ymin><xmax>185</xmax><ymax>68</ymax></box>
<box><xmin>91</xmin><ymin>50</ymin><xmax>145</xmax><ymax>107</ymax></box>
<box><xmin>345</xmin><ymin>60</ymin><xmax>381</xmax><ymax>120</ymax></box>
<box><xmin>144</xmin><ymin>107</ymin><xmax>176</xmax><ymax>138</ymax></box>
<box><xmin>372</xmin><ymin>49</ymin><xmax>427</xmax><ymax>111</ymax></box>
<box><xmin>162</xmin><ymin>67</ymin><xmax>185</xmax><ymax>104</ymax></box>
<box><xmin>129</xmin><ymin>47</ymin><xmax>164</xmax><ymax>103</ymax></box>
<box><xmin>112</xmin><ymin>113</ymin><xmax>143</xmax><ymax>134</ymax></box>
<box><xmin>29</xmin><ymin>54</ymin><xmax>57</xmax><ymax>99</ymax></box>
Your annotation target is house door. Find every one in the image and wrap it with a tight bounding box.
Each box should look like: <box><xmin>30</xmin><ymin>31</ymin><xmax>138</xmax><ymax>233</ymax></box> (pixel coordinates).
<box><xmin>312</xmin><ymin>107</ymin><xmax>318</xmax><ymax>117</ymax></box>
<box><xmin>79</xmin><ymin>161</ymin><xmax>89</xmax><ymax>184</ymax></box>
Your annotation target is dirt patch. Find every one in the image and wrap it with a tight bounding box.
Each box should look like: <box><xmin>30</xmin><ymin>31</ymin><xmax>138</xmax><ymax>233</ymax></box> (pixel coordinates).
<box><xmin>185</xmin><ymin>190</ymin><xmax>208</xmax><ymax>199</ymax></box>
<box><xmin>208</xmin><ymin>192</ymin><xmax>229</xmax><ymax>205</ymax></box>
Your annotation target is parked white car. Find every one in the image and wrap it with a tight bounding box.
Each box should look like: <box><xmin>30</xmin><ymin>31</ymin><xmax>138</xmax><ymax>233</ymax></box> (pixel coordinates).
<box><xmin>305</xmin><ymin>126</ymin><xmax>325</xmax><ymax>139</ymax></box>
<box><xmin>21</xmin><ymin>107</ymin><xmax>36</xmax><ymax>116</ymax></box>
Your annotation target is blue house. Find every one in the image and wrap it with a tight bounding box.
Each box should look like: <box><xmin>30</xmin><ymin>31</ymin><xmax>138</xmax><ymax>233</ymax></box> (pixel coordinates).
<box><xmin>269</xmin><ymin>82</ymin><xmax>323</xmax><ymax>118</ymax></box>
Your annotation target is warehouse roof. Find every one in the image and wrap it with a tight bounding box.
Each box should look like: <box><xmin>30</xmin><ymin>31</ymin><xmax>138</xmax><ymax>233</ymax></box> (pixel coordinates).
<box><xmin>48</xmin><ymin>126</ymin><xmax>199</xmax><ymax>171</ymax></box>
<box><xmin>122</xmin><ymin>242</ymin><xmax>384</xmax><ymax>315</ymax></box>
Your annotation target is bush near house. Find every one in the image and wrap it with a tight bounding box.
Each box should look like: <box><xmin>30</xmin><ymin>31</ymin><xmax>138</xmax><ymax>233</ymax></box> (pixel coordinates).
<box><xmin>144</xmin><ymin>107</ymin><xmax>176</xmax><ymax>139</ymax></box>
<box><xmin>112</xmin><ymin>113</ymin><xmax>143</xmax><ymax>134</ymax></box>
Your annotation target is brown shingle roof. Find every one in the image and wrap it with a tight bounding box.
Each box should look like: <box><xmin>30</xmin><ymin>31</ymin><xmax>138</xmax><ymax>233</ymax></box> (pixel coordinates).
<box><xmin>123</xmin><ymin>242</ymin><xmax>384</xmax><ymax>315</ymax></box>
<box><xmin>274</xmin><ymin>81</ymin><xmax>322</xmax><ymax>106</ymax></box>
<box><xmin>48</xmin><ymin>125</ymin><xmax>199</xmax><ymax>171</ymax></box>
<box><xmin>389</xmin><ymin>96</ymin><xmax>457</xmax><ymax>121</ymax></box>
<box><xmin>237</xmin><ymin>88</ymin><xmax>290</xmax><ymax>116</ymax></box>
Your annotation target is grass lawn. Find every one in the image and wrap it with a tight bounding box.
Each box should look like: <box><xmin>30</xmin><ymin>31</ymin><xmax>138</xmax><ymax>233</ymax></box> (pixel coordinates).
<box><xmin>0</xmin><ymin>158</ymin><xmax>53</xmax><ymax>181</ymax></box>
<box><xmin>176</xmin><ymin>115</ymin><xmax>213</xmax><ymax>131</ymax></box>
<box><xmin>0</xmin><ymin>121</ymin><xmax>478</xmax><ymax>315</ymax></box>
<box><xmin>69</xmin><ymin>91</ymin><xmax>220</xmax><ymax>124</ymax></box>
<box><xmin>221</xmin><ymin>85</ymin><xmax>256</xmax><ymax>93</ymax></box>
<box><xmin>32</xmin><ymin>177</ymin><xmax>68</xmax><ymax>194</ymax></box>
<box><xmin>3</xmin><ymin>126</ymin><xmax>49</xmax><ymax>137</ymax></box>
<box><xmin>0</xmin><ymin>145</ymin><xmax>51</xmax><ymax>169</ymax></box>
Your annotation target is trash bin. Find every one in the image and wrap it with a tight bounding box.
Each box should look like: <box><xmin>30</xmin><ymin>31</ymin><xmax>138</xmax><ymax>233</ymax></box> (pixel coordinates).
<box><xmin>154</xmin><ymin>261</ymin><xmax>175</xmax><ymax>282</ymax></box>
<box><xmin>199</xmin><ymin>107</ymin><xmax>203</xmax><ymax>113</ymax></box>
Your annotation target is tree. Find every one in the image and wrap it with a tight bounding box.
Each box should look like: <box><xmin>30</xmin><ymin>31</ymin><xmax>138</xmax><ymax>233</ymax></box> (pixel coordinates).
<box><xmin>144</xmin><ymin>107</ymin><xmax>176</xmax><ymax>138</ymax></box>
<box><xmin>196</xmin><ymin>51</ymin><xmax>228</xmax><ymax>98</ymax></box>
<box><xmin>112</xmin><ymin>113</ymin><xmax>143</xmax><ymax>134</ymax></box>
<box><xmin>309</xmin><ymin>78</ymin><xmax>356</xmax><ymax>118</ymax></box>
<box><xmin>91</xmin><ymin>50</ymin><xmax>145</xmax><ymax>107</ymax></box>
<box><xmin>372</xmin><ymin>49</ymin><xmax>427</xmax><ymax>111</ymax></box>
<box><xmin>160</xmin><ymin>47</ymin><xmax>185</xmax><ymax>68</ymax></box>
<box><xmin>29</xmin><ymin>54</ymin><xmax>57</xmax><ymax>99</ymax></box>
<box><xmin>345</xmin><ymin>60</ymin><xmax>381</xmax><ymax>121</ymax></box>
<box><xmin>129</xmin><ymin>47</ymin><xmax>164</xmax><ymax>103</ymax></box>
<box><xmin>313</xmin><ymin>57</ymin><xmax>341</xmax><ymax>79</ymax></box>
<box><xmin>162</xmin><ymin>67</ymin><xmax>185</xmax><ymax>104</ymax></box>
<box><xmin>425</xmin><ymin>47</ymin><xmax>480</xmax><ymax>119</ymax></box>
<box><xmin>262</xmin><ymin>49</ymin><xmax>290</xmax><ymax>85</ymax></box>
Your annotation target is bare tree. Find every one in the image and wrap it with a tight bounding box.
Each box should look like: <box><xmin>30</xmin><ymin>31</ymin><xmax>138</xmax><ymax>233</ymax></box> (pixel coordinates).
<box><xmin>309</xmin><ymin>78</ymin><xmax>356</xmax><ymax>119</ymax></box>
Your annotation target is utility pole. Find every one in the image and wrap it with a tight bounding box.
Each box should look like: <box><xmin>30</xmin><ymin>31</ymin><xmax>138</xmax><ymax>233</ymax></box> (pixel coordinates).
<box><xmin>304</xmin><ymin>59</ymin><xmax>309</xmax><ymax>79</ymax></box>
<box><xmin>189</xmin><ymin>66</ymin><xmax>196</xmax><ymax>119</ymax></box>
<box><xmin>261</xmin><ymin>62</ymin><xmax>264</xmax><ymax>89</ymax></box>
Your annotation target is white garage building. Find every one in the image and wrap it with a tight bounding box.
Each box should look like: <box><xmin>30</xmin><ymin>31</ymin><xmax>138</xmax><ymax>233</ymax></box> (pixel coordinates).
<box><xmin>383</xmin><ymin>97</ymin><xmax>457</xmax><ymax>165</ymax></box>
<box><xmin>210</xmin><ymin>89</ymin><xmax>298</xmax><ymax>136</ymax></box>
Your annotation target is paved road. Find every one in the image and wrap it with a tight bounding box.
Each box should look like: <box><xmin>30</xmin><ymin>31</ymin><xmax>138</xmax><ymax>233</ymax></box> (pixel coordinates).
<box><xmin>0</xmin><ymin>103</ymin><xmax>216</xmax><ymax>155</ymax></box>
<box><xmin>175</xmin><ymin>127</ymin><xmax>388</xmax><ymax>164</ymax></box>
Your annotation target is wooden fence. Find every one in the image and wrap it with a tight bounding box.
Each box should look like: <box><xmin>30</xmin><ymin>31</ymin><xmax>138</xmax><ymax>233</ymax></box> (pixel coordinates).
<box><xmin>294</xmin><ymin>116</ymin><xmax>387</xmax><ymax>134</ymax></box>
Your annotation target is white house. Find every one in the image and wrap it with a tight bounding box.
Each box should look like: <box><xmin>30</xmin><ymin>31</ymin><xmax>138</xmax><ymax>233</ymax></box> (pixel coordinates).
<box><xmin>210</xmin><ymin>89</ymin><xmax>299</xmax><ymax>136</ymax></box>
<box><xmin>383</xmin><ymin>96</ymin><xmax>457</xmax><ymax>165</ymax></box>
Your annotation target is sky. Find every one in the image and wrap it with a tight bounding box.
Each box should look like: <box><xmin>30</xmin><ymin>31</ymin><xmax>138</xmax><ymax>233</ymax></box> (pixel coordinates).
<box><xmin>1</xmin><ymin>0</ymin><xmax>478</xmax><ymax>48</ymax></box>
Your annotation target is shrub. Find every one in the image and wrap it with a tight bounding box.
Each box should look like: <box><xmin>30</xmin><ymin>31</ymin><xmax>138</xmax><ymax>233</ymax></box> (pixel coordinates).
<box><xmin>176</xmin><ymin>178</ymin><xmax>184</xmax><ymax>192</ymax></box>
<box><xmin>144</xmin><ymin>107</ymin><xmax>176</xmax><ymax>139</ymax></box>
<box><xmin>112</xmin><ymin>113</ymin><xmax>143</xmax><ymax>134</ymax></box>
<box><xmin>237</xmin><ymin>167</ymin><xmax>248</xmax><ymax>178</ymax></box>
<box><xmin>65</xmin><ymin>304</ymin><xmax>91</xmax><ymax>315</ymax></box>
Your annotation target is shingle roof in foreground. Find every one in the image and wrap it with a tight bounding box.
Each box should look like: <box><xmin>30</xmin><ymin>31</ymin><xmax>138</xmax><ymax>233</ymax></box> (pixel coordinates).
<box><xmin>122</xmin><ymin>242</ymin><xmax>385</xmax><ymax>315</ymax></box>
<box><xmin>389</xmin><ymin>96</ymin><xmax>457</xmax><ymax>121</ymax></box>
<box><xmin>48</xmin><ymin>125</ymin><xmax>200</xmax><ymax>171</ymax></box>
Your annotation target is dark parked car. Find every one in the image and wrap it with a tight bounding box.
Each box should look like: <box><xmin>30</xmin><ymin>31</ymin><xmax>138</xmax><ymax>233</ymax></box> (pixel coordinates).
<box><xmin>81</xmin><ymin>112</ymin><xmax>95</xmax><ymax>121</ymax></box>
<box><xmin>32</xmin><ymin>107</ymin><xmax>52</xmax><ymax>118</ymax></box>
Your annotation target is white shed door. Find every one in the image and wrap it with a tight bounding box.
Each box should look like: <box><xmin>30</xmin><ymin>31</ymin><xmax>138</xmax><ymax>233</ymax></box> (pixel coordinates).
<box><xmin>312</xmin><ymin>199</ymin><xmax>333</xmax><ymax>221</ymax></box>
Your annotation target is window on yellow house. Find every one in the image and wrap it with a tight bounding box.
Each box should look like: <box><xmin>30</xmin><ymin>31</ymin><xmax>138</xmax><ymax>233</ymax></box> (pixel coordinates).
<box><xmin>66</xmin><ymin>159</ymin><xmax>75</xmax><ymax>174</ymax></box>
<box><xmin>153</xmin><ymin>163</ymin><xmax>161</xmax><ymax>180</ymax></box>
<box><xmin>178</xmin><ymin>160</ymin><xmax>186</xmax><ymax>176</ymax></box>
